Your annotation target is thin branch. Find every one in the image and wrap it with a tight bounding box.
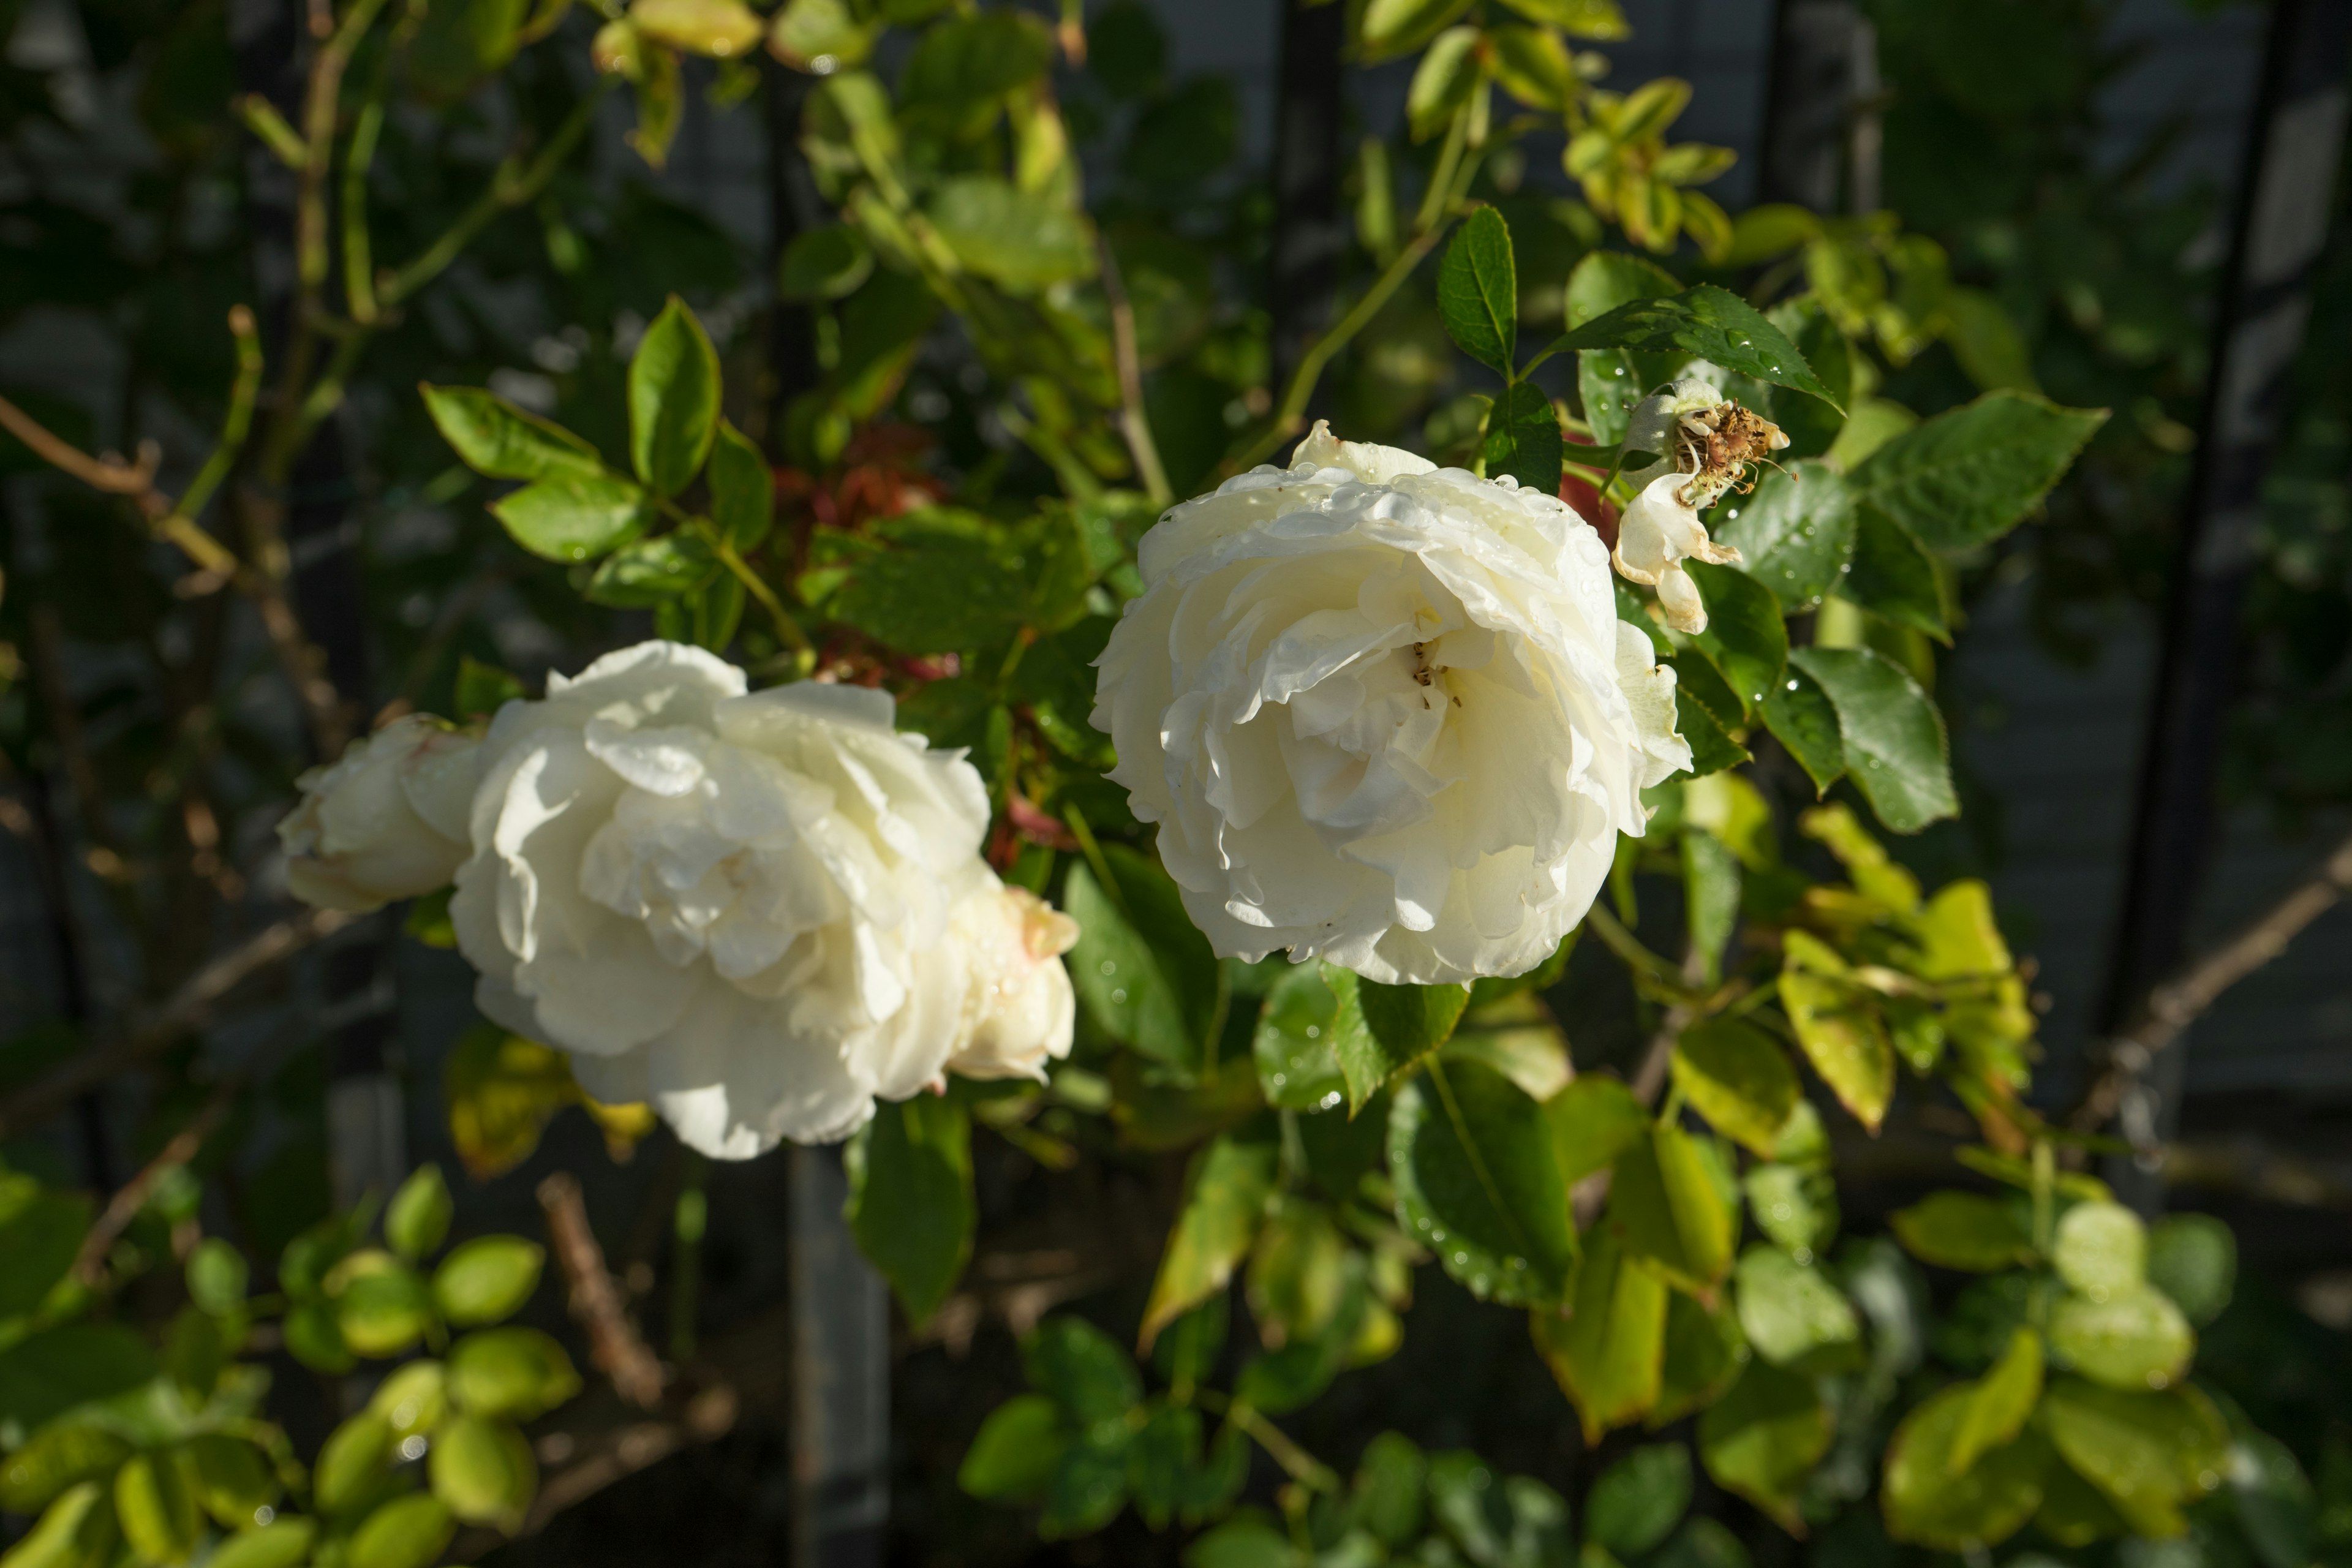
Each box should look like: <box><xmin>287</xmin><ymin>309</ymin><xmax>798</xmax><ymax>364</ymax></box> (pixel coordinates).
<box><xmin>72</xmin><ymin>1082</ymin><xmax>236</xmax><ymax>1284</ymax></box>
<box><xmin>0</xmin><ymin>394</ymin><xmax>159</xmax><ymax>500</ymax></box>
<box><xmin>1095</xmin><ymin>233</ymin><xmax>1171</xmax><ymax>508</ymax></box>
<box><xmin>538</xmin><ymin>1172</ymin><xmax>668</xmax><ymax>1409</ymax></box>
<box><xmin>0</xmin><ymin>907</ymin><xmax>359</xmax><ymax>1137</ymax></box>
<box><xmin>2071</xmin><ymin>824</ymin><xmax>2352</xmax><ymax>1139</ymax></box>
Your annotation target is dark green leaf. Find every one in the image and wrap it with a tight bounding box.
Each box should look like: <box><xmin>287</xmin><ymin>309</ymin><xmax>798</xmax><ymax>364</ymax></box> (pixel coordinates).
<box><xmin>1673</xmin><ymin>680</ymin><xmax>1749</xmax><ymax>779</ymax></box>
<box><xmin>0</xmin><ymin>1179</ymin><xmax>89</xmax><ymax>1317</ymax></box>
<box><xmin>1298</xmin><ymin>1089</ymin><xmax>1391</xmax><ymax>1202</ymax></box>
<box><xmin>1544</xmin><ymin>286</ymin><xmax>1841</xmax><ymax>411</ymax></box>
<box><xmin>628</xmin><ymin>296</ymin><xmax>721</xmax><ymax>499</ymax></box>
<box><xmin>1483</xmin><ymin>382</ymin><xmax>1562</xmax><ymax>494</ymax></box>
<box><xmin>1686</xmin><ymin>561</ymin><xmax>1788</xmax><ymax>721</ymax></box>
<box><xmin>2042</xmin><ymin>1378</ymin><xmax>2228</xmax><ymax>1538</ymax></box>
<box><xmin>1328</xmin><ymin>969</ymin><xmax>1472</xmax><ymax>1112</ymax></box>
<box><xmin>1388</xmin><ymin>1062</ymin><xmax>1576</xmax><ymax>1308</ymax></box>
<box><xmin>585</xmin><ymin>532</ymin><xmax>718</xmax><ymax>608</ymax></box>
<box><xmin>927</xmin><ymin>177</ymin><xmax>1094</xmax><ymax>292</ymax></box>
<box><xmin>1065</xmin><ymin>848</ymin><xmax>1219</xmax><ymax>1069</ymax></box>
<box><xmin>1426</xmin><ymin>1452</ymin><xmax>1572</xmax><ymax>1567</ymax></box>
<box><xmin>708</xmin><ymin>420</ymin><xmax>774</xmax><ymax>549</ymax></box>
<box><xmin>1250</xmin><ymin>963</ymin><xmax>1346</xmax><ymax>1111</ymax></box>
<box><xmin>1025</xmin><ymin>1317</ymin><xmax>1143</xmax><ymax>1428</ymax></box>
<box><xmin>0</xmin><ymin>1324</ymin><xmax>157</xmax><ymax>1436</ymax></box>
<box><xmin>1881</xmin><ymin>1381</ymin><xmax>2051</xmax><ymax>1550</ymax></box>
<box><xmin>420</xmin><ymin>385</ymin><xmax>603</xmax><ymax>481</ymax></box>
<box><xmin>1844</xmin><ymin>505</ymin><xmax>1947</xmax><ymax>638</ymax></box>
<box><xmin>1759</xmin><ymin>661</ymin><xmax>1844</xmax><ymax>794</ymax></box>
<box><xmin>776</xmin><ymin>223</ymin><xmax>874</xmax><ymax>303</ymax></box>
<box><xmin>1712</xmin><ymin>461</ymin><xmax>1855</xmax><ymax>611</ymax></box>
<box><xmin>2231</xmin><ymin>1430</ymin><xmax>2316</xmax><ymax>1568</ymax></box>
<box><xmin>846</xmin><ymin>1095</ymin><xmax>974</xmax><ymax>1327</ymax></box>
<box><xmin>1766</xmin><ymin>303</ymin><xmax>1852</xmax><ymax>460</ymax></box>
<box><xmin>1439</xmin><ymin>205</ymin><xmax>1517</xmax><ymax>377</ymax></box>
<box><xmin>900</xmin><ymin>9</ymin><xmax>1053</xmax><ymax>110</ymax></box>
<box><xmin>1587</xmin><ymin>1443</ymin><xmax>1694</xmax><ymax>1557</ymax></box>
<box><xmin>1848</xmin><ymin>391</ymin><xmax>2106</xmax><ymax>551</ymax></box>
<box><xmin>2146</xmin><ymin>1213</ymin><xmax>2236</xmax><ymax>1327</ymax></box>
<box><xmin>453</xmin><ymin>657</ymin><xmax>524</xmax><ymax>719</ymax></box>
<box><xmin>1788</xmin><ymin>647</ymin><xmax>1956</xmax><ymax>832</ymax></box>
<box><xmin>490</xmin><ymin>472</ymin><xmax>652</xmax><ymax>563</ymax></box>
<box><xmin>1889</xmin><ymin>1192</ymin><xmax>2033</xmax><ymax>1272</ymax></box>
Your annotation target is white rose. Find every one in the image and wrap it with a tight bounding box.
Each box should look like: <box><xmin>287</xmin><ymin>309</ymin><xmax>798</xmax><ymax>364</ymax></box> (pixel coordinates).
<box><xmin>1091</xmin><ymin>422</ymin><xmax>1691</xmax><ymax>987</ymax></box>
<box><xmin>277</xmin><ymin>714</ymin><xmax>481</xmax><ymax>913</ymax></box>
<box><xmin>1614</xmin><ymin>472</ymin><xmax>1742</xmax><ymax>635</ymax></box>
<box><xmin>448</xmin><ymin>641</ymin><xmax>1075</xmax><ymax>1157</ymax></box>
<box><xmin>941</xmin><ymin>885</ymin><xmax>1079</xmax><ymax>1082</ymax></box>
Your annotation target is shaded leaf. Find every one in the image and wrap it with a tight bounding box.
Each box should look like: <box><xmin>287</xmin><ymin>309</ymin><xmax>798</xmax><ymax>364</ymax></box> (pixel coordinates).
<box><xmin>1533</xmin><ymin>1227</ymin><xmax>1667</xmax><ymax>1444</ymax></box>
<box><xmin>1138</xmin><ymin>1128</ymin><xmax>1278</xmax><ymax>1351</ymax></box>
<box><xmin>1439</xmin><ymin>205</ymin><xmax>1517</xmax><ymax>377</ymax></box>
<box><xmin>1389</xmin><ymin>1063</ymin><xmax>1577</xmax><ymax>1308</ymax></box>
<box><xmin>846</xmin><ymin>1095</ymin><xmax>975</xmax><ymax>1328</ymax></box>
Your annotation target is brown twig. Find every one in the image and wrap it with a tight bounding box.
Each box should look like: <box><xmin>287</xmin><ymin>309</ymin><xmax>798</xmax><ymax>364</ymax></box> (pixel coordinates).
<box><xmin>1094</xmin><ymin>233</ymin><xmax>1172</xmax><ymax>508</ymax></box>
<box><xmin>71</xmin><ymin>1082</ymin><xmax>236</xmax><ymax>1283</ymax></box>
<box><xmin>0</xmin><ymin>394</ymin><xmax>161</xmax><ymax>504</ymax></box>
<box><xmin>2072</xmin><ymin>824</ymin><xmax>2352</xmax><ymax>1140</ymax></box>
<box><xmin>538</xmin><ymin>1172</ymin><xmax>668</xmax><ymax>1409</ymax></box>
<box><xmin>0</xmin><ymin>906</ymin><xmax>358</xmax><ymax>1137</ymax></box>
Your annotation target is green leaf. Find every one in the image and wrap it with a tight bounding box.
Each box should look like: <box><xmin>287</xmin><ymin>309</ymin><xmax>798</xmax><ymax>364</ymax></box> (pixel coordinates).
<box><xmin>1298</xmin><ymin>1090</ymin><xmax>1391</xmax><ymax>1203</ymax></box>
<box><xmin>1251</xmin><ymin>964</ymin><xmax>1346</xmax><ymax>1110</ymax></box>
<box><xmin>428</xmin><ymin>1414</ymin><xmax>536</xmax><ymax>1531</ymax></box>
<box><xmin>1355</xmin><ymin>0</ymin><xmax>1476</xmax><ymax>61</ymax></box>
<box><xmin>959</xmin><ymin>1393</ymin><xmax>1070</xmax><ymax>1503</ymax></box>
<box><xmin>445</xmin><ymin>1327</ymin><xmax>581</xmax><ymax>1422</ymax></box>
<box><xmin>336</xmin><ymin>1259</ymin><xmax>435</xmax><ymax>1357</ymax></box>
<box><xmin>1039</xmin><ymin>1429</ymin><xmax>1131</xmax><ymax>1538</ymax></box>
<box><xmin>2041</xmin><ymin>1378</ymin><xmax>2229</xmax><ymax>1538</ymax></box>
<box><xmin>1065</xmin><ymin>848</ymin><xmax>1219</xmax><ymax>1069</ymax></box>
<box><xmin>2146</xmin><ymin>1213</ymin><xmax>2236</xmax><ymax>1327</ymax></box>
<box><xmin>1681</xmin><ymin>830</ymin><xmax>1741</xmax><ymax>986</ymax></box>
<box><xmin>285</xmin><ymin>1300</ymin><xmax>355</xmax><ymax>1373</ymax></box>
<box><xmin>708</xmin><ymin>420</ymin><xmax>774</xmax><ymax>549</ymax></box>
<box><xmin>0</xmin><ymin>1182</ymin><xmax>89</xmax><ymax>1318</ymax></box>
<box><xmin>1881</xmin><ymin>1381</ymin><xmax>2051</xmax><ymax>1550</ymax></box>
<box><xmin>0</xmin><ymin>1324</ymin><xmax>157</xmax><ymax>1437</ymax></box>
<box><xmin>1025</xmin><ymin>1317</ymin><xmax>1144</xmax><ymax>1428</ymax></box>
<box><xmin>368</xmin><ymin>1362</ymin><xmax>448</xmax><ymax>1436</ymax></box>
<box><xmin>1389</xmin><ymin>1062</ymin><xmax>1577</xmax><ymax>1307</ymax></box>
<box><xmin>810</xmin><ymin>511</ymin><xmax>1033</xmax><ymax>654</ymax></box>
<box><xmin>1427</xmin><ymin>1455</ymin><xmax>1572</xmax><ymax>1567</ymax></box>
<box><xmin>431</xmin><ymin>1237</ymin><xmax>545</xmax><ymax>1327</ymax></box>
<box><xmin>1587</xmin><ymin>1443</ymin><xmax>1692</xmax><ymax>1558</ymax></box>
<box><xmin>208</xmin><ymin>1520</ymin><xmax>319</xmax><ymax>1568</ymax></box>
<box><xmin>0</xmin><ymin>1423</ymin><xmax>130</xmax><ymax>1515</ymax></box>
<box><xmin>1889</xmin><ymin>1191</ymin><xmax>2033</xmax><ymax>1272</ymax></box>
<box><xmin>586</xmin><ymin>532</ymin><xmax>718</xmax><ymax>608</ymax></box>
<box><xmin>1733</xmin><ymin>1244</ymin><xmax>1859</xmax><ymax>1368</ymax></box>
<box><xmin>1405</xmin><ymin>26</ymin><xmax>1482</xmax><ymax>140</ymax></box>
<box><xmin>2230</xmin><ymin>1430</ymin><xmax>2316</xmax><ymax>1568</ymax></box>
<box><xmin>385</xmin><ymin>1165</ymin><xmax>453</xmax><ymax>1262</ymax></box>
<box><xmin>1684</xmin><ymin>562</ymin><xmax>1787</xmax><ymax>720</ymax></box>
<box><xmin>1777</xmin><ymin>954</ymin><xmax>1892</xmax><ymax>1132</ymax></box>
<box><xmin>2051</xmin><ymin>1202</ymin><xmax>2146</xmax><ymax>1298</ymax></box>
<box><xmin>776</xmin><ymin>222</ymin><xmax>874</xmax><ymax>303</ymax></box>
<box><xmin>1544</xmin><ymin>286</ymin><xmax>1841</xmax><ymax>411</ymax></box>
<box><xmin>1695</xmin><ymin>1361</ymin><xmax>1830</xmax><ymax>1531</ymax></box>
<box><xmin>1844</xmin><ymin>505</ymin><xmax>1947</xmax><ymax>638</ymax></box>
<box><xmin>1607</xmin><ymin>1123</ymin><xmax>1733</xmax><ymax>1295</ymax></box>
<box><xmin>846</xmin><ymin>1095</ymin><xmax>974</xmax><ymax>1328</ymax></box>
<box><xmin>1767</xmin><ymin>303</ymin><xmax>1853</xmax><ymax>459</ymax></box>
<box><xmin>1788</xmin><ymin>646</ymin><xmax>1957</xmax><ymax>833</ymax></box>
<box><xmin>1712</xmin><ymin>461</ymin><xmax>1854</xmax><ymax>612</ymax></box>
<box><xmin>113</xmin><ymin>1452</ymin><xmax>202</xmax><ymax>1567</ymax></box>
<box><xmin>1185</xmin><ymin>1514</ymin><xmax>1297</xmax><ymax>1568</ymax></box>
<box><xmin>1847</xmin><ymin>391</ymin><xmax>2106</xmax><ymax>551</ymax></box>
<box><xmin>1483</xmin><ymin>382</ymin><xmax>1563</xmax><ymax>494</ymax></box>
<box><xmin>1327</xmin><ymin>968</ymin><xmax>1471</xmax><ymax>1113</ymax></box>
<box><xmin>1654</xmin><ymin>1286</ymin><xmax>1748</xmax><ymax>1427</ymax></box>
<box><xmin>1497</xmin><ymin>0</ymin><xmax>1627</xmax><ymax>33</ymax></box>
<box><xmin>2048</xmin><ymin>1284</ymin><xmax>2194</xmax><ymax>1391</ymax></box>
<box><xmin>1673</xmin><ymin>682</ymin><xmax>1749</xmax><ymax>777</ymax></box>
<box><xmin>927</xmin><ymin>176</ymin><xmax>1094</xmax><ymax>292</ymax></box>
<box><xmin>452</xmin><ymin>657</ymin><xmax>524</xmax><ymax>720</ymax></box>
<box><xmin>1950</xmin><ymin>1327</ymin><xmax>2043</xmax><ymax>1477</ymax></box>
<box><xmin>420</xmin><ymin>385</ymin><xmax>603</xmax><ymax>481</ymax></box>
<box><xmin>1138</xmin><ymin>1128</ymin><xmax>1278</xmax><ymax>1350</ymax></box>
<box><xmin>899</xmin><ymin>9</ymin><xmax>1053</xmax><ymax>110</ymax></box>
<box><xmin>1743</xmin><ymin>1163</ymin><xmax>1838</xmax><ymax>1257</ymax></box>
<box><xmin>628</xmin><ymin>295</ymin><xmax>722</xmax><ymax>499</ymax></box>
<box><xmin>1672</xmin><ymin>1017</ymin><xmax>1796</xmax><ymax>1159</ymax></box>
<box><xmin>1533</xmin><ymin>1227</ymin><xmax>1667</xmax><ymax>1444</ymax></box>
<box><xmin>1439</xmin><ymin>205</ymin><xmax>1517</xmax><ymax>378</ymax></box>
<box><xmin>349</xmin><ymin>1492</ymin><xmax>455</xmax><ymax>1568</ymax></box>
<box><xmin>1759</xmin><ymin>662</ymin><xmax>1844</xmax><ymax>794</ymax></box>
<box><xmin>314</xmin><ymin>1412</ymin><xmax>393</xmax><ymax>1515</ymax></box>
<box><xmin>489</xmin><ymin>472</ymin><xmax>652</xmax><ymax>562</ymax></box>
<box><xmin>1541</xmin><ymin>1075</ymin><xmax>1649</xmax><ymax>1188</ymax></box>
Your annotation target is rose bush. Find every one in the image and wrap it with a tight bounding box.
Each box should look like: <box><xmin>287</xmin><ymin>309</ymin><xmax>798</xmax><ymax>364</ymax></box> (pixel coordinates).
<box><xmin>277</xmin><ymin>714</ymin><xmax>483</xmax><ymax>913</ymax></box>
<box><xmin>1092</xmin><ymin>421</ymin><xmax>1691</xmax><ymax>986</ymax></box>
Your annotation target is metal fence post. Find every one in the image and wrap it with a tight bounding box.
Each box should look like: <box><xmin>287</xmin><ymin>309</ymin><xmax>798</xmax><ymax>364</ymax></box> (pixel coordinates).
<box><xmin>2098</xmin><ymin>0</ymin><xmax>2352</xmax><ymax>1210</ymax></box>
<box><xmin>788</xmin><ymin>1144</ymin><xmax>890</xmax><ymax>1568</ymax></box>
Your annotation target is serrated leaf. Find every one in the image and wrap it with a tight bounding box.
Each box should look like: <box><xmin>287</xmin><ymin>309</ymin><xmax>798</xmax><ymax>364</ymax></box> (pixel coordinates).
<box><xmin>1533</xmin><ymin>1227</ymin><xmax>1667</xmax><ymax>1444</ymax></box>
<box><xmin>1484</xmin><ymin>382</ymin><xmax>1562</xmax><ymax>494</ymax></box>
<box><xmin>1138</xmin><ymin>1128</ymin><xmax>1278</xmax><ymax>1351</ymax></box>
<box><xmin>1671</xmin><ymin>1017</ymin><xmax>1795</xmax><ymax>1158</ymax></box>
<box><xmin>1327</xmin><ymin>969</ymin><xmax>1471</xmax><ymax>1113</ymax></box>
<box><xmin>1544</xmin><ymin>286</ymin><xmax>1841</xmax><ymax>411</ymax></box>
<box><xmin>1440</xmin><ymin>205</ymin><xmax>1517</xmax><ymax>377</ymax></box>
<box><xmin>1848</xmin><ymin>391</ymin><xmax>2106</xmax><ymax>551</ymax></box>
<box><xmin>1674</xmin><ymin>683</ymin><xmax>1749</xmax><ymax>777</ymax></box>
<box><xmin>489</xmin><ymin>472</ymin><xmax>652</xmax><ymax>563</ymax></box>
<box><xmin>1760</xmin><ymin>662</ymin><xmax>1844</xmax><ymax>794</ymax></box>
<box><xmin>1713</xmin><ymin>461</ymin><xmax>1854</xmax><ymax>611</ymax></box>
<box><xmin>1389</xmin><ymin>1063</ymin><xmax>1576</xmax><ymax>1308</ymax></box>
<box><xmin>1685</xmin><ymin>562</ymin><xmax>1788</xmax><ymax>721</ymax></box>
<box><xmin>420</xmin><ymin>385</ymin><xmax>603</xmax><ymax>481</ymax></box>
<box><xmin>628</xmin><ymin>296</ymin><xmax>721</xmax><ymax>498</ymax></box>
<box><xmin>1844</xmin><ymin>503</ymin><xmax>1947</xmax><ymax>638</ymax></box>
<box><xmin>707</xmin><ymin>420</ymin><xmax>773</xmax><ymax>549</ymax></box>
<box><xmin>846</xmin><ymin>1095</ymin><xmax>974</xmax><ymax>1328</ymax></box>
<box><xmin>1789</xmin><ymin>646</ymin><xmax>1956</xmax><ymax>832</ymax></box>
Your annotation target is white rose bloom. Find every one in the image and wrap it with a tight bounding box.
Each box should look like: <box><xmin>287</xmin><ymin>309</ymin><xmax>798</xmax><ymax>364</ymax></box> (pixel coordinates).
<box><xmin>941</xmin><ymin>886</ymin><xmax>1079</xmax><ymax>1082</ymax></box>
<box><xmin>1091</xmin><ymin>421</ymin><xmax>1692</xmax><ymax>987</ymax></box>
<box><xmin>1614</xmin><ymin>472</ymin><xmax>1742</xmax><ymax>635</ymax></box>
<box><xmin>448</xmin><ymin>641</ymin><xmax>1074</xmax><ymax>1157</ymax></box>
<box><xmin>277</xmin><ymin>714</ymin><xmax>481</xmax><ymax>913</ymax></box>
